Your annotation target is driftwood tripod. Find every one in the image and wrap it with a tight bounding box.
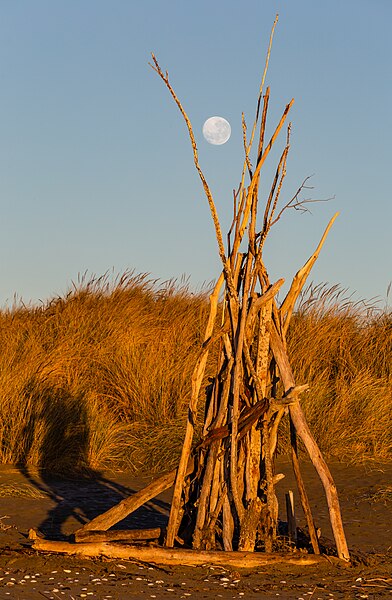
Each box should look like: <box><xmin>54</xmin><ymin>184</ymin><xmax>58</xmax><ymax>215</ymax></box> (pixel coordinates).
<box><xmin>33</xmin><ymin>18</ymin><xmax>350</xmax><ymax>565</ymax></box>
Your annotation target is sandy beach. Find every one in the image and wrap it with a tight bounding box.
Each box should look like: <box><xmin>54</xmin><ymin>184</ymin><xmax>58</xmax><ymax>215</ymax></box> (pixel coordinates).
<box><xmin>0</xmin><ymin>459</ymin><xmax>391</xmax><ymax>599</ymax></box>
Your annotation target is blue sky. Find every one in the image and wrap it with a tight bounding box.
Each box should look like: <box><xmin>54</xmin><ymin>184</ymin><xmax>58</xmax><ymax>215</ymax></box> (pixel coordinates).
<box><xmin>0</xmin><ymin>0</ymin><xmax>391</xmax><ymax>306</ymax></box>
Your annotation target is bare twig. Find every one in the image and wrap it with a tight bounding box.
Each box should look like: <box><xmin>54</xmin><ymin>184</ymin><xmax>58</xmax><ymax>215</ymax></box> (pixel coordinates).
<box><xmin>271</xmin><ymin>175</ymin><xmax>335</xmax><ymax>225</ymax></box>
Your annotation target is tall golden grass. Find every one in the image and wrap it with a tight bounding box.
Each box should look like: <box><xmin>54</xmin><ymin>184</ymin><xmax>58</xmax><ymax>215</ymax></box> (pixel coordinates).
<box><xmin>288</xmin><ymin>283</ymin><xmax>392</xmax><ymax>461</ymax></box>
<box><xmin>0</xmin><ymin>274</ymin><xmax>390</xmax><ymax>473</ymax></box>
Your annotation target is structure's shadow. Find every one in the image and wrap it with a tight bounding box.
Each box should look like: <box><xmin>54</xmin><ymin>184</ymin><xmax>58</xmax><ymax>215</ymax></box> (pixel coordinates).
<box><xmin>17</xmin><ymin>382</ymin><xmax>170</xmax><ymax>540</ymax></box>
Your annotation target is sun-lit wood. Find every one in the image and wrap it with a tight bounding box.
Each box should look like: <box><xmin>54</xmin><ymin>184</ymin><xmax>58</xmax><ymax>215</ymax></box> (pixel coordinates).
<box><xmin>32</xmin><ymin>538</ymin><xmax>346</xmax><ymax>567</ymax></box>
<box><xmin>34</xmin><ymin>16</ymin><xmax>350</xmax><ymax>565</ymax></box>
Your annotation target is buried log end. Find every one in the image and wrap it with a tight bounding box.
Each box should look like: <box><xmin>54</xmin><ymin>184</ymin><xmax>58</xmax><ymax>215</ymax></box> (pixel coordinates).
<box><xmin>28</xmin><ymin>528</ymin><xmax>42</xmax><ymax>540</ymax></box>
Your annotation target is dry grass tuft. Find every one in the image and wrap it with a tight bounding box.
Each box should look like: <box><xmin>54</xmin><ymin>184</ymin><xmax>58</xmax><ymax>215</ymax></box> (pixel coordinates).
<box><xmin>366</xmin><ymin>486</ymin><xmax>392</xmax><ymax>504</ymax></box>
<box><xmin>0</xmin><ymin>483</ymin><xmax>47</xmax><ymax>498</ymax></box>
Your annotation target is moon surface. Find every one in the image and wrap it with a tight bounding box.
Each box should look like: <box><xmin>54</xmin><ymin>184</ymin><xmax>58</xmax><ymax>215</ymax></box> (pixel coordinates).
<box><xmin>202</xmin><ymin>116</ymin><xmax>231</xmax><ymax>145</ymax></box>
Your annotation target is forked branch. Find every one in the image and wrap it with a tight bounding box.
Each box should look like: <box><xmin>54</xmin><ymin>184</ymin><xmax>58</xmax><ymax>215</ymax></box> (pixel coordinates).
<box><xmin>271</xmin><ymin>175</ymin><xmax>335</xmax><ymax>225</ymax></box>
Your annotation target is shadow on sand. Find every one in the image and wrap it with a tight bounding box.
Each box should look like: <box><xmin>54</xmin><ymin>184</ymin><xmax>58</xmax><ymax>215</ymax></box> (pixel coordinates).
<box><xmin>16</xmin><ymin>382</ymin><xmax>169</xmax><ymax>540</ymax></box>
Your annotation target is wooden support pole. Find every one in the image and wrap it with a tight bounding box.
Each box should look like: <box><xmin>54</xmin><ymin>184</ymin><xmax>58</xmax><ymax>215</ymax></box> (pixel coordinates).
<box><xmin>269</xmin><ymin>322</ymin><xmax>350</xmax><ymax>562</ymax></box>
<box><xmin>290</xmin><ymin>419</ymin><xmax>320</xmax><ymax>554</ymax></box>
<box><xmin>285</xmin><ymin>490</ymin><xmax>297</xmax><ymax>542</ymax></box>
<box><xmin>165</xmin><ymin>275</ymin><xmax>224</xmax><ymax>548</ymax></box>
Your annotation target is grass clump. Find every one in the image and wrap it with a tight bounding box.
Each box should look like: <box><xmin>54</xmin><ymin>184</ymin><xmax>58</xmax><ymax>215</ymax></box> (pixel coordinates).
<box><xmin>0</xmin><ymin>274</ymin><xmax>390</xmax><ymax>473</ymax></box>
<box><xmin>0</xmin><ymin>483</ymin><xmax>47</xmax><ymax>498</ymax></box>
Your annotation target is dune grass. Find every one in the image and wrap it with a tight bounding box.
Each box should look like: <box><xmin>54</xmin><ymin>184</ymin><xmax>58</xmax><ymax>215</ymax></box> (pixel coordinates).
<box><xmin>0</xmin><ymin>273</ymin><xmax>390</xmax><ymax>474</ymax></box>
<box><xmin>288</xmin><ymin>283</ymin><xmax>392</xmax><ymax>461</ymax></box>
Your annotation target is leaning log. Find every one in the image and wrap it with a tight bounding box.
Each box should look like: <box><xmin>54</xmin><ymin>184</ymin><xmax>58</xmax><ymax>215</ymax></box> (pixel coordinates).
<box><xmin>269</xmin><ymin>322</ymin><xmax>350</xmax><ymax>561</ymax></box>
<box><xmin>76</xmin><ymin>471</ymin><xmax>173</xmax><ymax>534</ymax></box>
<box><xmin>76</xmin><ymin>458</ymin><xmax>194</xmax><ymax>535</ymax></box>
<box><xmin>32</xmin><ymin>538</ymin><xmax>345</xmax><ymax>567</ymax></box>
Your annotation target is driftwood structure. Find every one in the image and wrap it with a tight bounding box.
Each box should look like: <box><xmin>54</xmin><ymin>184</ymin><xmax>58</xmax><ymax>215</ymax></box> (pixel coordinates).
<box><xmin>33</xmin><ymin>17</ymin><xmax>350</xmax><ymax>565</ymax></box>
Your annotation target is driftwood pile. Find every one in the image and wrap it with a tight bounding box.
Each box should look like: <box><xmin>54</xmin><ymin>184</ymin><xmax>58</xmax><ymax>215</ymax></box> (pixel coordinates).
<box><xmin>32</xmin><ymin>18</ymin><xmax>350</xmax><ymax>566</ymax></box>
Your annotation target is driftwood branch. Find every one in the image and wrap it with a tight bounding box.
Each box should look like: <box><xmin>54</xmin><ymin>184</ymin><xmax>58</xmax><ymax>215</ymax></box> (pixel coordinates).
<box><xmin>166</xmin><ymin>275</ymin><xmax>224</xmax><ymax>547</ymax></box>
<box><xmin>32</xmin><ymin>539</ymin><xmax>345</xmax><ymax>568</ymax></box>
<box><xmin>76</xmin><ymin>460</ymin><xmax>192</xmax><ymax>535</ymax></box>
<box><xmin>75</xmin><ymin>528</ymin><xmax>162</xmax><ymax>543</ymax></box>
<box><xmin>269</xmin><ymin>321</ymin><xmax>350</xmax><ymax>561</ymax></box>
<box><xmin>150</xmin><ymin>55</ymin><xmax>236</xmax><ymax>298</ymax></box>
<box><xmin>280</xmin><ymin>212</ymin><xmax>339</xmax><ymax>333</ymax></box>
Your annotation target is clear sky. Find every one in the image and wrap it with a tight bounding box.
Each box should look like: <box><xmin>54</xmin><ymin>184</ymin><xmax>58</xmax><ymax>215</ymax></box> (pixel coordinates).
<box><xmin>0</xmin><ymin>0</ymin><xmax>391</xmax><ymax>306</ymax></box>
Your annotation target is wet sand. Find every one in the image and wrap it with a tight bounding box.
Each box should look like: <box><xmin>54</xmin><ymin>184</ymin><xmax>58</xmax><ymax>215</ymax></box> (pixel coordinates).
<box><xmin>0</xmin><ymin>459</ymin><xmax>391</xmax><ymax>599</ymax></box>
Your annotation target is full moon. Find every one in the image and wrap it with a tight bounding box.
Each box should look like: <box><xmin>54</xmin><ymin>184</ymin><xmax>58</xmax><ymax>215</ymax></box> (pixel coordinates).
<box><xmin>202</xmin><ymin>116</ymin><xmax>231</xmax><ymax>145</ymax></box>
